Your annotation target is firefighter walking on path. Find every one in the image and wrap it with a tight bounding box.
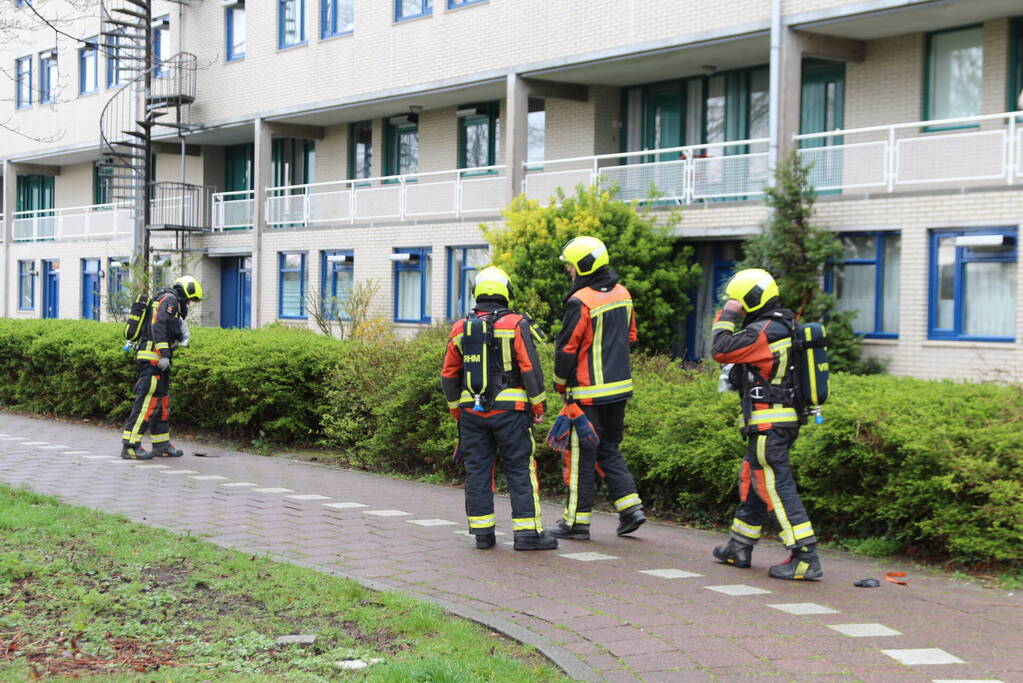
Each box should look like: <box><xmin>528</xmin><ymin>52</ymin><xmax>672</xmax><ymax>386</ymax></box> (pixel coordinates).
<box><xmin>550</xmin><ymin>236</ymin><xmax>645</xmax><ymax>541</ymax></box>
<box><xmin>120</xmin><ymin>276</ymin><xmax>203</xmax><ymax>460</ymax></box>
<box><xmin>710</xmin><ymin>268</ymin><xmax>823</xmax><ymax>580</ymax></box>
<box><xmin>441</xmin><ymin>266</ymin><xmax>558</xmax><ymax>551</ymax></box>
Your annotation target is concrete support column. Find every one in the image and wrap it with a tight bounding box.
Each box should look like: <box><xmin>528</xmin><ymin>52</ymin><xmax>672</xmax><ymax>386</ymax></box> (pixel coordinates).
<box><xmin>1</xmin><ymin>162</ymin><xmax>15</xmax><ymax>318</ymax></box>
<box><xmin>252</xmin><ymin>118</ymin><xmax>272</xmax><ymax>328</ymax></box>
<box><xmin>505</xmin><ymin>72</ymin><xmax>529</xmax><ymax>205</ymax></box>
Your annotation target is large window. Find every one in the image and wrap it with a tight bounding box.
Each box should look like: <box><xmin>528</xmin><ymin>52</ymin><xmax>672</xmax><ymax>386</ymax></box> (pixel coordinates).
<box><xmin>393</xmin><ymin>248</ymin><xmax>431</xmax><ymax>323</ymax></box>
<box><xmin>39</xmin><ymin>50</ymin><xmax>57</xmax><ymax>104</ymax></box>
<box><xmin>321</xmin><ymin>250</ymin><xmax>354</xmax><ymax>320</ymax></box>
<box><xmin>1011</xmin><ymin>18</ymin><xmax>1022</xmax><ymax>111</ymax></box>
<box><xmin>79</xmin><ymin>39</ymin><xmax>98</xmax><ymax>94</ymax></box>
<box><xmin>279</xmin><ymin>252</ymin><xmax>307</xmax><ymax>319</ymax></box>
<box><xmin>396</xmin><ymin>0</ymin><xmax>431</xmax><ymax>21</ymax></box>
<box><xmin>226</xmin><ymin>5</ymin><xmax>245</xmax><ymax>61</ymax></box>
<box><xmin>18</xmin><ymin>260</ymin><xmax>35</xmax><ymax>310</ymax></box>
<box><xmin>528</xmin><ymin>98</ymin><xmax>545</xmax><ymax>164</ymax></box>
<box><xmin>93</xmin><ymin>163</ymin><xmax>112</xmax><ymax>205</ymax></box>
<box><xmin>930</xmin><ymin>228</ymin><xmax>1017</xmax><ymax>341</ymax></box>
<box><xmin>15</xmin><ymin>56</ymin><xmax>32</xmax><ymax>108</ymax></box>
<box><xmin>925</xmin><ymin>25</ymin><xmax>983</xmax><ymax>124</ymax></box>
<box><xmin>153</xmin><ymin>16</ymin><xmax>169</xmax><ymax>77</ymax></box>
<box><xmin>106</xmin><ymin>32</ymin><xmax>126</xmax><ymax>88</ymax></box>
<box><xmin>385</xmin><ymin>116</ymin><xmax>419</xmax><ymax>176</ymax></box>
<box><xmin>322</xmin><ymin>0</ymin><xmax>353</xmax><ymax>38</ymax></box>
<box><xmin>448</xmin><ymin>0</ymin><xmax>485</xmax><ymax>8</ymax></box>
<box><xmin>279</xmin><ymin>0</ymin><xmax>306</xmax><ymax>48</ymax></box>
<box><xmin>348</xmin><ymin>120</ymin><xmax>373</xmax><ymax>180</ymax></box>
<box><xmin>108</xmin><ymin>257</ymin><xmax>129</xmax><ymax>313</ymax></box>
<box><xmin>458</xmin><ymin>102</ymin><xmax>499</xmax><ymax>171</ymax></box>
<box><xmin>833</xmin><ymin>232</ymin><xmax>901</xmax><ymax>338</ymax></box>
<box><xmin>447</xmin><ymin>246</ymin><xmax>488</xmax><ymax>319</ymax></box>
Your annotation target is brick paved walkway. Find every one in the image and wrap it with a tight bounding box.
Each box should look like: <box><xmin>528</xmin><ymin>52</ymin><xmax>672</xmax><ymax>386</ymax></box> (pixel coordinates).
<box><xmin>1</xmin><ymin>412</ymin><xmax>1020</xmax><ymax>683</ymax></box>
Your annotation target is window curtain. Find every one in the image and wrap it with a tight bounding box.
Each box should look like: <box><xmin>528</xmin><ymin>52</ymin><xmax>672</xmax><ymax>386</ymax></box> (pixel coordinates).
<box><xmin>836</xmin><ymin>264</ymin><xmax>876</xmax><ymax>333</ymax></box>
<box><xmin>882</xmin><ymin>235</ymin><xmax>901</xmax><ymax>333</ymax></box>
<box><xmin>964</xmin><ymin>261</ymin><xmax>1016</xmax><ymax>337</ymax></box>
<box><xmin>398</xmin><ymin>269</ymin><xmax>422</xmax><ymax>320</ymax></box>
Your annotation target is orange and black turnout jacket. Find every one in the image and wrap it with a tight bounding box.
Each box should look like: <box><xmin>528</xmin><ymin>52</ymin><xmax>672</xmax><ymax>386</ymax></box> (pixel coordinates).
<box><xmin>135</xmin><ymin>289</ymin><xmax>187</xmax><ymax>366</ymax></box>
<box><xmin>711</xmin><ymin>303</ymin><xmax>799</xmax><ymax>432</ymax></box>
<box><xmin>441</xmin><ymin>302</ymin><xmax>547</xmax><ymax>415</ymax></box>
<box><xmin>554</xmin><ymin>268</ymin><xmax>637</xmax><ymax>405</ymax></box>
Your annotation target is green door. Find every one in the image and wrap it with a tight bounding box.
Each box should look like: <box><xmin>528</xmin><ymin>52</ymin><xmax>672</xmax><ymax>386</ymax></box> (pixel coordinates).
<box><xmin>16</xmin><ymin>175</ymin><xmax>55</xmax><ymax>213</ymax></box>
<box><xmin>224</xmin><ymin>143</ymin><xmax>253</xmax><ymax>194</ymax></box>
<box><xmin>644</xmin><ymin>87</ymin><xmax>682</xmax><ymax>160</ymax></box>
<box><xmin>800</xmin><ymin>62</ymin><xmax>845</xmax><ymax>191</ymax></box>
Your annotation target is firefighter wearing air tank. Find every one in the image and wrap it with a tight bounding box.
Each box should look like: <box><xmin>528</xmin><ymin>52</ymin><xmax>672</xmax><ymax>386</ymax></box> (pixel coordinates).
<box><xmin>120</xmin><ymin>276</ymin><xmax>203</xmax><ymax>461</ymax></box>
<box><xmin>710</xmin><ymin>268</ymin><xmax>822</xmax><ymax>580</ymax></box>
<box><xmin>441</xmin><ymin>266</ymin><xmax>559</xmax><ymax>551</ymax></box>
<box><xmin>551</xmin><ymin>236</ymin><xmax>645</xmax><ymax>541</ymax></box>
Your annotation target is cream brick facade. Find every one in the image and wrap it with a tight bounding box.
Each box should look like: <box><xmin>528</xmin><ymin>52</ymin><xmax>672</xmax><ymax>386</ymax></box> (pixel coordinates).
<box><xmin>2</xmin><ymin>0</ymin><xmax>1022</xmax><ymax>380</ymax></box>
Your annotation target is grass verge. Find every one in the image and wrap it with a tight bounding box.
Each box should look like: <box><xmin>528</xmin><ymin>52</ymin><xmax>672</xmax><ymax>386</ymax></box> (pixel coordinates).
<box><xmin>0</xmin><ymin>485</ymin><xmax>567</xmax><ymax>682</ymax></box>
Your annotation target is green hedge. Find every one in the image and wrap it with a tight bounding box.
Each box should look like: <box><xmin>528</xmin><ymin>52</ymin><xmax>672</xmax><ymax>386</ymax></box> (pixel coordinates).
<box><xmin>1</xmin><ymin>319</ymin><xmax>1020</xmax><ymax>566</ymax></box>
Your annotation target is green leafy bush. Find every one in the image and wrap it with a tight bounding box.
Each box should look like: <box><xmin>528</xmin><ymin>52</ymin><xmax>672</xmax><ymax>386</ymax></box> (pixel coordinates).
<box><xmin>1</xmin><ymin>319</ymin><xmax>1021</xmax><ymax>565</ymax></box>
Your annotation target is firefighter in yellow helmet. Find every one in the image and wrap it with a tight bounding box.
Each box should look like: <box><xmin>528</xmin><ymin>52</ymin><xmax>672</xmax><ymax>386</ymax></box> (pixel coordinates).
<box><xmin>440</xmin><ymin>266</ymin><xmax>558</xmax><ymax>551</ymax></box>
<box><xmin>710</xmin><ymin>268</ymin><xmax>822</xmax><ymax>580</ymax></box>
<box><xmin>550</xmin><ymin>236</ymin><xmax>645</xmax><ymax>541</ymax></box>
<box><xmin>120</xmin><ymin>275</ymin><xmax>203</xmax><ymax>460</ymax></box>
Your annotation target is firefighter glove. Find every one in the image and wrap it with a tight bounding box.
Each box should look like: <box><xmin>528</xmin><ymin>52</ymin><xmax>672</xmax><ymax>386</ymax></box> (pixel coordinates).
<box><xmin>156</xmin><ymin>357</ymin><xmax>170</xmax><ymax>371</ymax></box>
<box><xmin>179</xmin><ymin>320</ymin><xmax>191</xmax><ymax>347</ymax></box>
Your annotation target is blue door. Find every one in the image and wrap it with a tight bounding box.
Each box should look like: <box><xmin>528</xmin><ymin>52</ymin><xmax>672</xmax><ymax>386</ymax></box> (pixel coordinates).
<box><xmin>82</xmin><ymin>259</ymin><xmax>100</xmax><ymax>320</ymax></box>
<box><xmin>42</xmin><ymin>259</ymin><xmax>60</xmax><ymax>319</ymax></box>
<box><xmin>220</xmin><ymin>256</ymin><xmax>252</xmax><ymax>328</ymax></box>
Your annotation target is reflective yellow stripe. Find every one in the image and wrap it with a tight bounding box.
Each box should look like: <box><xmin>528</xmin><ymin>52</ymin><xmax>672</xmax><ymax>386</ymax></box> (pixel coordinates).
<box><xmin>794</xmin><ymin>560</ymin><xmax>811</xmax><ymax>578</ymax></box>
<box><xmin>527</xmin><ymin>429</ymin><xmax>543</xmax><ymax>533</ymax></box>
<box><xmin>151</xmin><ymin>433</ymin><xmax>170</xmax><ymax>443</ymax></box>
<box><xmin>468</xmin><ymin>514</ymin><xmax>495</xmax><ymax>529</ymax></box>
<box><xmin>593</xmin><ymin>311</ymin><xmax>605</xmax><ymax>386</ymax></box>
<box><xmin>512</xmin><ymin>517</ymin><xmax>540</xmax><ymax>531</ymax></box>
<box><xmin>713</xmin><ymin>320</ymin><xmax>736</xmax><ymax>332</ymax></box>
<box><xmin>127</xmin><ymin>375</ymin><xmax>159</xmax><ymax>444</ymax></box>
<box><xmin>447</xmin><ymin>399</ymin><xmax>461</xmax><ymax>409</ymax></box>
<box><xmin>493</xmin><ymin>330</ymin><xmax>515</xmax><ymax>338</ymax></box>
<box><xmin>153</xmin><ymin>342</ymin><xmax>169</xmax><ymax>350</ymax></box>
<box><xmin>805</xmin><ymin>327</ymin><xmax>819</xmax><ymax>404</ymax></box>
<box><xmin>590</xmin><ymin>300</ymin><xmax>632</xmax><ymax>317</ymax></box>
<box><xmin>614</xmin><ymin>493</ymin><xmax>641</xmax><ymax>511</ymax></box>
<box><xmin>792</xmin><ymin>521</ymin><xmax>815</xmax><ymax>541</ymax></box>
<box><xmin>502</xmin><ymin>337</ymin><xmax>512</xmax><ymax>372</ymax></box>
<box><xmin>574</xmin><ymin>511</ymin><xmax>592</xmax><ymax>524</ymax></box>
<box><xmin>569</xmin><ymin>379</ymin><xmax>633</xmax><ymax>400</ymax></box>
<box><xmin>529</xmin><ymin>391</ymin><xmax>546</xmax><ymax>405</ymax></box>
<box><xmin>136</xmin><ymin>351</ymin><xmax>160</xmax><ymax>362</ymax></box>
<box><xmin>769</xmin><ymin>338</ymin><xmax>792</xmax><ymax>352</ymax></box>
<box><xmin>749</xmin><ymin>408</ymin><xmax>799</xmax><ymax>425</ymax></box>
<box><xmin>553</xmin><ymin>374</ymin><xmax>567</xmax><ymax>385</ymax></box>
<box><xmin>730</xmin><ymin>518</ymin><xmax>762</xmax><ymax>539</ymax></box>
<box><xmin>459</xmin><ymin>388</ymin><xmax>529</xmax><ymax>404</ymax></box>
<box><xmin>562</xmin><ymin>427</ymin><xmax>580</xmax><ymax>525</ymax></box>
<box><xmin>755</xmin><ymin>434</ymin><xmax>795</xmax><ymax>547</ymax></box>
<box><xmin>121</xmin><ymin>430</ymin><xmax>134</xmax><ymax>441</ymax></box>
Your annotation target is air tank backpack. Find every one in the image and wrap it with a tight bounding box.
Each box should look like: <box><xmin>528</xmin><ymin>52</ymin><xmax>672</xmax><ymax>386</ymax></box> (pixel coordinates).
<box><xmin>123</xmin><ymin>294</ymin><xmax>154</xmax><ymax>347</ymax></box>
<box><xmin>461</xmin><ymin>311</ymin><xmax>510</xmax><ymax>412</ymax></box>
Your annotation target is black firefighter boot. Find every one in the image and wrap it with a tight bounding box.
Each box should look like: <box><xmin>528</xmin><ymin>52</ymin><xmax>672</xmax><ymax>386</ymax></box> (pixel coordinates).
<box><xmin>152</xmin><ymin>442</ymin><xmax>184</xmax><ymax>458</ymax></box>
<box><xmin>513</xmin><ymin>530</ymin><xmax>559</xmax><ymax>551</ymax></box>
<box><xmin>616</xmin><ymin>504</ymin><xmax>646</xmax><ymax>536</ymax></box>
<box><xmin>548</xmin><ymin>520</ymin><xmax>590</xmax><ymax>540</ymax></box>
<box><xmin>475</xmin><ymin>533</ymin><xmax>496</xmax><ymax>549</ymax></box>
<box><xmin>768</xmin><ymin>544</ymin><xmax>823</xmax><ymax>581</ymax></box>
<box><xmin>120</xmin><ymin>443</ymin><xmax>153</xmax><ymax>460</ymax></box>
<box><xmin>712</xmin><ymin>538</ymin><xmax>753</xmax><ymax>568</ymax></box>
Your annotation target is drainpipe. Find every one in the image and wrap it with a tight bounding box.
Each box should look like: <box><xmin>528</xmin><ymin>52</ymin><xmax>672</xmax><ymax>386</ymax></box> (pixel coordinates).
<box><xmin>768</xmin><ymin>0</ymin><xmax>782</xmax><ymax>178</ymax></box>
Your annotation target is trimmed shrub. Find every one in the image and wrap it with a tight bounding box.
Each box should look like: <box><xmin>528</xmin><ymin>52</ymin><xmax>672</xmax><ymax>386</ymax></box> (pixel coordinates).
<box><xmin>1</xmin><ymin>319</ymin><xmax>1021</xmax><ymax>565</ymax></box>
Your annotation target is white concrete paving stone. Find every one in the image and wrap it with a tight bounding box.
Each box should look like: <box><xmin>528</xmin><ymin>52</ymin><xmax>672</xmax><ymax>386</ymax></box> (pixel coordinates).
<box><xmin>829</xmin><ymin>623</ymin><xmax>902</xmax><ymax>637</ymax></box>
<box><xmin>704</xmin><ymin>584</ymin><xmax>772</xmax><ymax>596</ymax></box>
<box><xmin>253</xmin><ymin>487</ymin><xmax>294</xmax><ymax>493</ymax></box>
<box><xmin>638</xmin><ymin>569</ymin><xmax>703</xmax><ymax>579</ymax></box>
<box><xmin>0</xmin><ymin>437</ymin><xmax>28</xmax><ymax>441</ymax></box>
<box><xmin>134</xmin><ymin>464</ymin><xmax>170</xmax><ymax>470</ymax></box>
<box><xmin>323</xmin><ymin>502</ymin><xmax>368</xmax><ymax>509</ymax></box>
<box><xmin>160</xmin><ymin>469</ymin><xmax>199</xmax><ymax>475</ymax></box>
<box><xmin>363</xmin><ymin>509</ymin><xmax>412</xmax><ymax>517</ymax></box>
<box><xmin>882</xmin><ymin>649</ymin><xmax>965</xmax><ymax>666</ymax></box>
<box><xmin>83</xmin><ymin>455</ymin><xmax>117</xmax><ymax>460</ymax></box>
<box><xmin>452</xmin><ymin>530</ymin><xmax>507</xmax><ymax>536</ymax></box>
<box><xmin>559</xmin><ymin>552</ymin><xmax>620</xmax><ymax>562</ymax></box>
<box><xmin>64</xmin><ymin>451</ymin><xmax>92</xmax><ymax>455</ymax></box>
<box><xmin>39</xmin><ymin>445</ymin><xmax>70</xmax><ymax>450</ymax></box>
<box><xmin>931</xmin><ymin>679</ymin><xmax>1003</xmax><ymax>682</ymax></box>
<box><xmin>767</xmin><ymin>602</ymin><xmax>838</xmax><ymax>615</ymax></box>
<box><xmin>22</xmin><ymin>441</ymin><xmax>49</xmax><ymax>445</ymax></box>
<box><xmin>406</xmin><ymin>519</ymin><xmax>458</xmax><ymax>526</ymax></box>
<box><xmin>220</xmin><ymin>482</ymin><xmax>258</xmax><ymax>487</ymax></box>
<box><xmin>285</xmin><ymin>494</ymin><xmax>332</xmax><ymax>501</ymax></box>
<box><xmin>190</xmin><ymin>475</ymin><xmax>229</xmax><ymax>481</ymax></box>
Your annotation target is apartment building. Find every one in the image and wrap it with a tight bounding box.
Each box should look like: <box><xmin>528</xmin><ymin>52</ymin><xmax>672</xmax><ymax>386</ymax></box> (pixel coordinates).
<box><xmin>1</xmin><ymin>0</ymin><xmax>1021</xmax><ymax>380</ymax></box>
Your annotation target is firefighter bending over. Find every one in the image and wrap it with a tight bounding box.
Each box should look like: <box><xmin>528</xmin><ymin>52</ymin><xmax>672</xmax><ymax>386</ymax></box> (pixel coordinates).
<box><xmin>441</xmin><ymin>266</ymin><xmax>558</xmax><ymax>551</ymax></box>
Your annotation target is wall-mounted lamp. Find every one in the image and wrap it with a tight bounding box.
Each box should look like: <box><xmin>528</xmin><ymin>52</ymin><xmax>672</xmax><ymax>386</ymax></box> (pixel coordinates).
<box><xmin>701</xmin><ymin>64</ymin><xmax>718</xmax><ymax>76</ymax></box>
<box><xmin>455</xmin><ymin>107</ymin><xmax>479</xmax><ymax>118</ymax></box>
<box><xmin>325</xmin><ymin>253</ymin><xmax>352</xmax><ymax>263</ymax></box>
<box><xmin>389</xmin><ymin>252</ymin><xmax>420</xmax><ymax>262</ymax></box>
<box><xmin>151</xmin><ymin>17</ymin><xmax>170</xmax><ymax>30</ymax></box>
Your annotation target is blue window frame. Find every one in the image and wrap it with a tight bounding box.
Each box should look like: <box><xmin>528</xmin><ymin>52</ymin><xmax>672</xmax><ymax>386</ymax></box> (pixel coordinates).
<box><xmin>79</xmin><ymin>38</ymin><xmax>98</xmax><ymax>94</ymax></box>
<box><xmin>447</xmin><ymin>246</ymin><xmax>488</xmax><ymax>319</ymax></box>
<box><xmin>321</xmin><ymin>250</ymin><xmax>354</xmax><ymax>320</ymax></box>
<box><xmin>279</xmin><ymin>252</ymin><xmax>307</xmax><ymax>319</ymax></box>
<box><xmin>108</xmin><ymin>257</ymin><xmax>129</xmax><ymax>313</ymax></box>
<box><xmin>278</xmin><ymin>0</ymin><xmax>306</xmax><ymax>49</ymax></box>
<box><xmin>321</xmin><ymin>0</ymin><xmax>353</xmax><ymax>38</ymax></box>
<box><xmin>15</xmin><ymin>56</ymin><xmax>32</xmax><ymax>108</ymax></box>
<box><xmin>106</xmin><ymin>32</ymin><xmax>126</xmax><ymax>88</ymax></box>
<box><xmin>448</xmin><ymin>0</ymin><xmax>485</xmax><ymax>8</ymax></box>
<box><xmin>832</xmin><ymin>232</ymin><xmax>901</xmax><ymax>338</ymax></box>
<box><xmin>39</xmin><ymin>50</ymin><xmax>57</xmax><ymax>104</ymax></box>
<box><xmin>929</xmin><ymin>228</ymin><xmax>1017</xmax><ymax>342</ymax></box>
<box><xmin>153</xmin><ymin>16</ymin><xmax>169</xmax><ymax>77</ymax></box>
<box><xmin>226</xmin><ymin>5</ymin><xmax>245</xmax><ymax>61</ymax></box>
<box><xmin>395</xmin><ymin>0</ymin><xmax>431</xmax><ymax>22</ymax></box>
<box><xmin>393</xmin><ymin>247</ymin><xmax>431</xmax><ymax>323</ymax></box>
<box><xmin>17</xmin><ymin>260</ymin><xmax>35</xmax><ymax>310</ymax></box>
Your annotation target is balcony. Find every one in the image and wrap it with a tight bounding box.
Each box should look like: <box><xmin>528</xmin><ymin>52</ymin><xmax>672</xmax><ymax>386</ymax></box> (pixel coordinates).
<box><xmin>12</xmin><ymin>203</ymin><xmax>132</xmax><ymax>242</ymax></box>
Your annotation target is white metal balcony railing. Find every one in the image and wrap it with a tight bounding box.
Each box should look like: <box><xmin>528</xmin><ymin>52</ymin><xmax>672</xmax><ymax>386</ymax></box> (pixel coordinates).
<box><xmin>10</xmin><ymin>196</ymin><xmax>200</xmax><ymax>242</ymax></box>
